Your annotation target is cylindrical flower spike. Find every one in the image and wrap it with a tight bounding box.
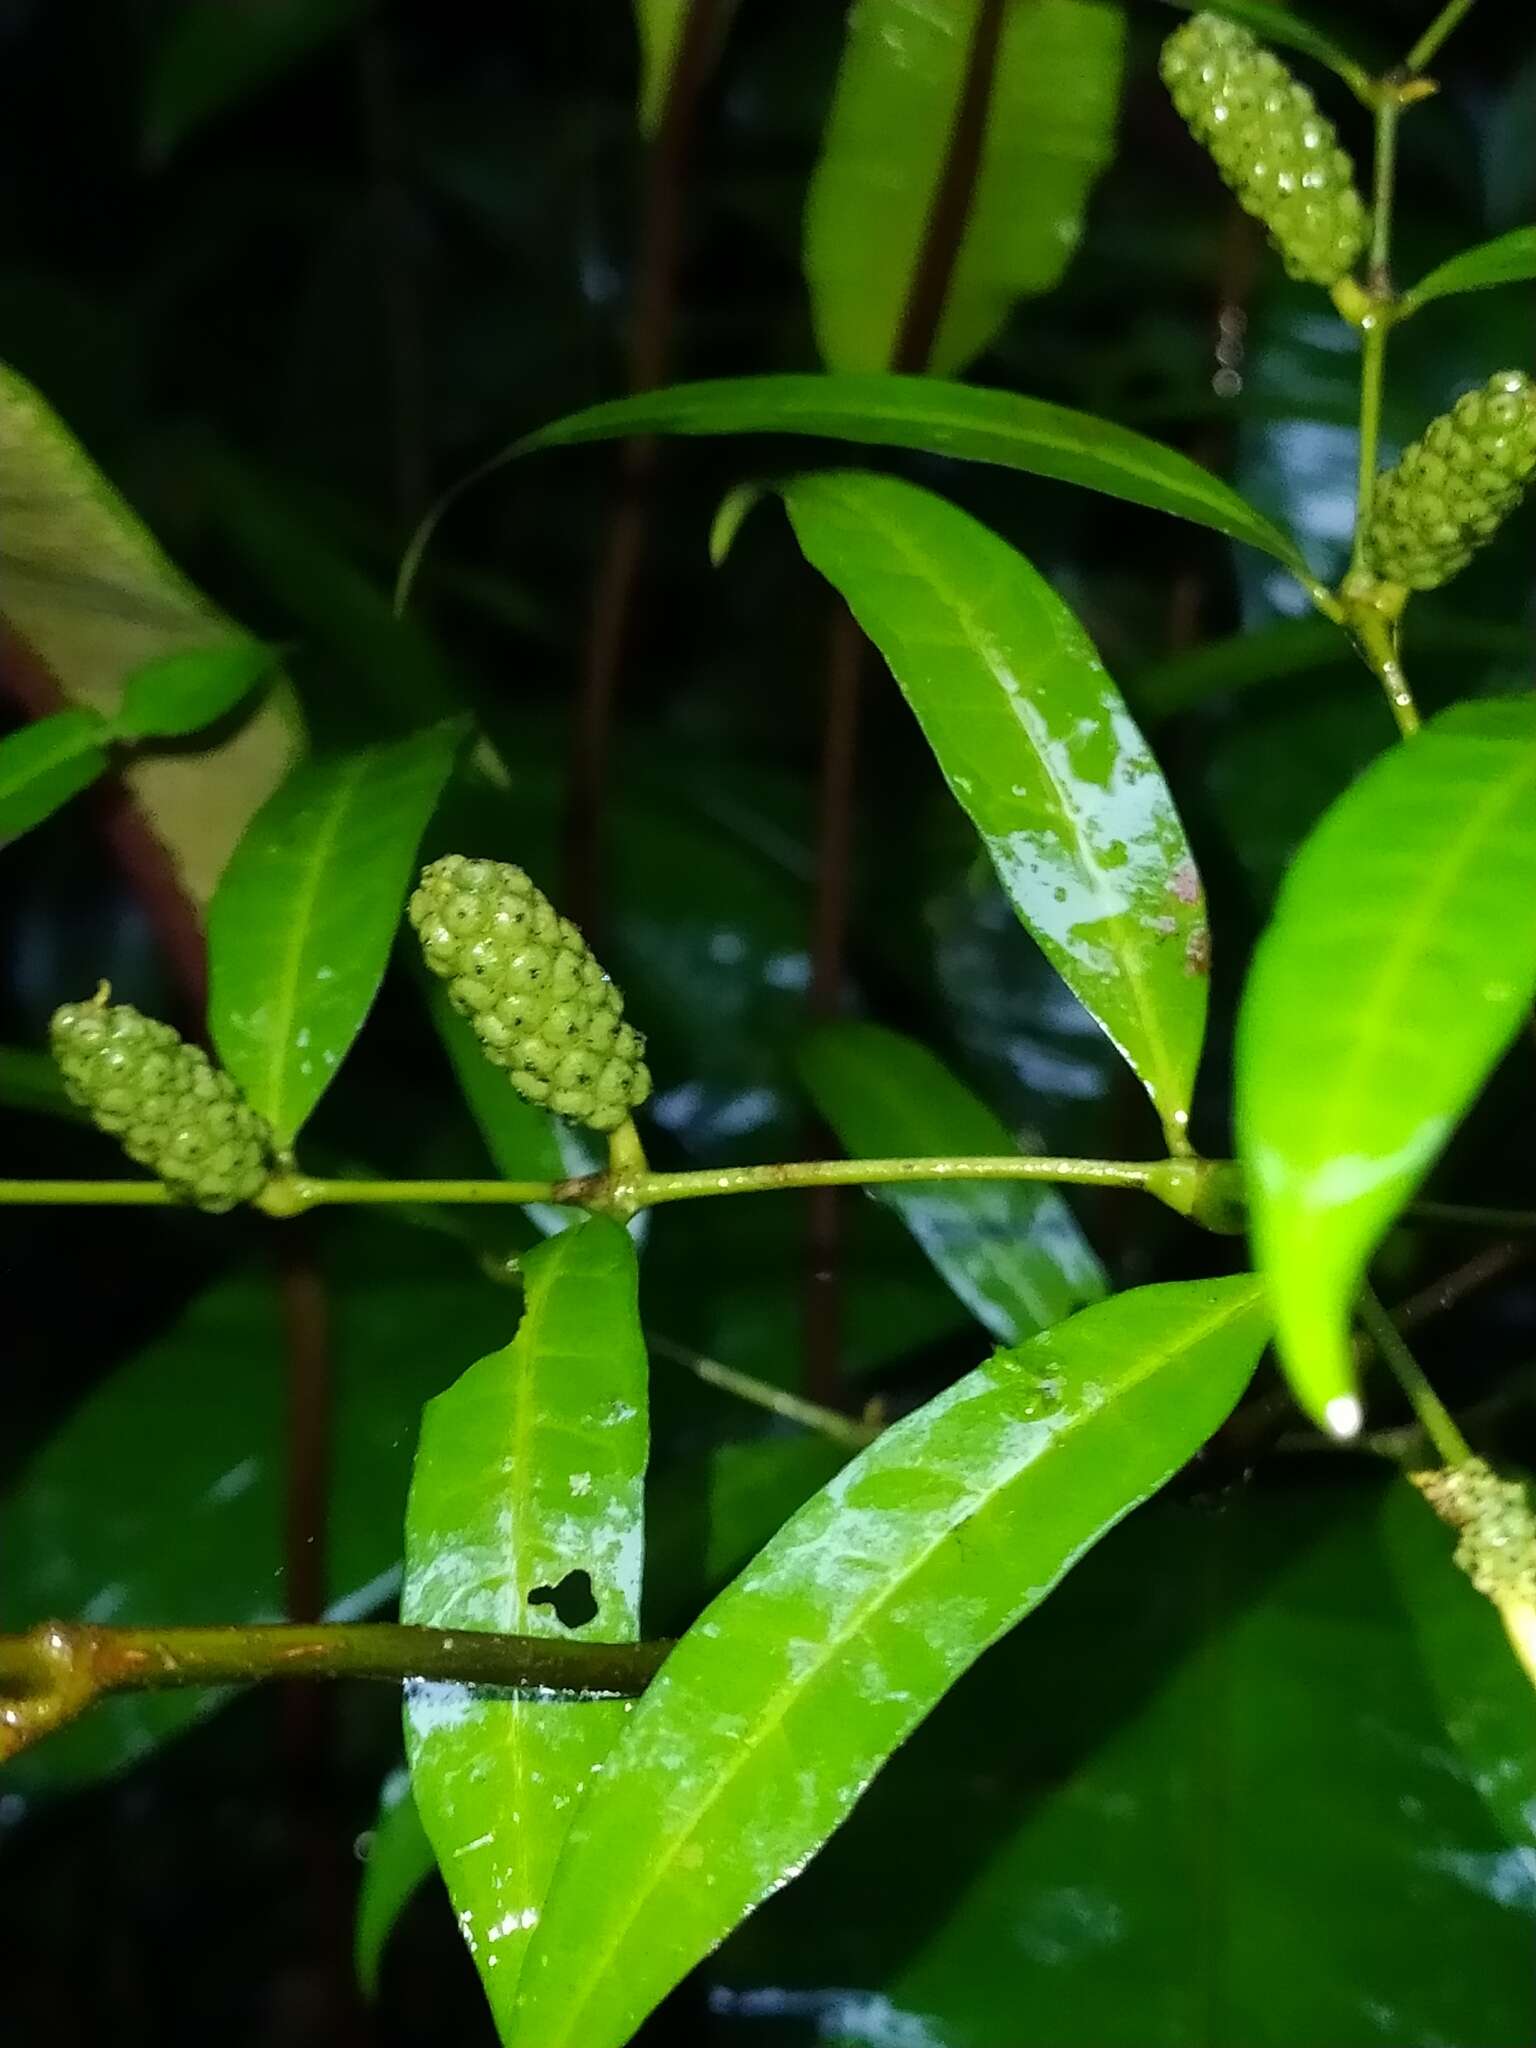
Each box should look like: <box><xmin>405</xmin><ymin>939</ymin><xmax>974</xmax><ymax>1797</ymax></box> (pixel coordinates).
<box><xmin>1160</xmin><ymin>13</ymin><xmax>1369</xmax><ymax>288</ymax></box>
<box><xmin>408</xmin><ymin>855</ymin><xmax>651</xmax><ymax>1133</ymax></box>
<box><xmin>1363</xmin><ymin>370</ymin><xmax>1536</xmax><ymax>591</ymax></box>
<box><xmin>51</xmin><ymin>993</ymin><xmax>274</xmax><ymax>1211</ymax></box>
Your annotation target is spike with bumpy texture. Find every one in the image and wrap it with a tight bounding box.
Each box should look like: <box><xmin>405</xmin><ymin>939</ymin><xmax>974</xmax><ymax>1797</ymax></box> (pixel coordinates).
<box><xmin>408</xmin><ymin>856</ymin><xmax>651</xmax><ymax>1133</ymax></box>
<box><xmin>1160</xmin><ymin>13</ymin><xmax>1369</xmax><ymax>287</ymax></box>
<box><xmin>1412</xmin><ymin>1458</ymin><xmax>1536</xmax><ymax>1607</ymax></box>
<box><xmin>1362</xmin><ymin>370</ymin><xmax>1536</xmax><ymax>591</ymax></box>
<box><xmin>51</xmin><ymin>994</ymin><xmax>274</xmax><ymax>1211</ymax></box>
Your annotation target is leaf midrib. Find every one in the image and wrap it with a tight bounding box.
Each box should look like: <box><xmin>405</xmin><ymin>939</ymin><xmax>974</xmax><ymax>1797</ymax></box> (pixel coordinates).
<box><xmin>525</xmin><ymin>1283</ymin><xmax>1258</xmax><ymax>2048</ymax></box>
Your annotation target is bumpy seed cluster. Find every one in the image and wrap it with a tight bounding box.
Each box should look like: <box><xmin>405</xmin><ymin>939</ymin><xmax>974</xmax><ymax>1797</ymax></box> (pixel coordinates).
<box><xmin>1160</xmin><ymin>13</ymin><xmax>1369</xmax><ymax>287</ymax></box>
<box><xmin>409</xmin><ymin>855</ymin><xmax>650</xmax><ymax>1133</ymax></box>
<box><xmin>1362</xmin><ymin>370</ymin><xmax>1536</xmax><ymax>591</ymax></box>
<box><xmin>1413</xmin><ymin>1459</ymin><xmax>1536</xmax><ymax>1607</ymax></box>
<box><xmin>50</xmin><ymin>996</ymin><xmax>273</xmax><ymax>1212</ymax></box>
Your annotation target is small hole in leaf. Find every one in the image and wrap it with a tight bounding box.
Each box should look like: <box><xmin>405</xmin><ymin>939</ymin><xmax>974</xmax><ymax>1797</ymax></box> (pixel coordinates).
<box><xmin>527</xmin><ymin>1568</ymin><xmax>598</xmax><ymax>1630</ymax></box>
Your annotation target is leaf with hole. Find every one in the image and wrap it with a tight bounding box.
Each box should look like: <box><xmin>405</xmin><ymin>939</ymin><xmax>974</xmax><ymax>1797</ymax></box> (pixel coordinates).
<box><xmin>1237</xmin><ymin>697</ymin><xmax>1536</xmax><ymax>1432</ymax></box>
<box><xmin>403</xmin><ymin>1215</ymin><xmax>648</xmax><ymax>2035</ymax></box>
<box><xmin>800</xmin><ymin>1020</ymin><xmax>1106</xmax><ymax>1342</ymax></box>
<box><xmin>748</xmin><ymin>470</ymin><xmax>1209</xmax><ymax>1146</ymax></box>
<box><xmin>208</xmin><ymin>720</ymin><xmax>463</xmax><ymax>1144</ymax></box>
<box><xmin>805</xmin><ymin>0</ymin><xmax>1124</xmax><ymax>375</ymax></box>
<box><xmin>1403</xmin><ymin>228</ymin><xmax>1536</xmax><ymax>315</ymax></box>
<box><xmin>510</xmin><ymin>1275</ymin><xmax>1269</xmax><ymax>2048</ymax></box>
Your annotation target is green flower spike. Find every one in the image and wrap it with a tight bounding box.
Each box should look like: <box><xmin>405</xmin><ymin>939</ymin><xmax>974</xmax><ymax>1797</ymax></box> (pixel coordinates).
<box><xmin>409</xmin><ymin>855</ymin><xmax>652</xmax><ymax>1134</ymax></box>
<box><xmin>1160</xmin><ymin>13</ymin><xmax>1369</xmax><ymax>288</ymax></box>
<box><xmin>1363</xmin><ymin>370</ymin><xmax>1536</xmax><ymax>592</ymax></box>
<box><xmin>51</xmin><ymin>989</ymin><xmax>275</xmax><ymax>1212</ymax></box>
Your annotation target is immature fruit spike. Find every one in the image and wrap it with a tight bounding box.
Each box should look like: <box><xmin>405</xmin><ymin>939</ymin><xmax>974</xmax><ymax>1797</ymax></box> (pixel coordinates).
<box><xmin>408</xmin><ymin>855</ymin><xmax>651</xmax><ymax>1133</ymax></box>
<box><xmin>1160</xmin><ymin>13</ymin><xmax>1369</xmax><ymax>287</ymax></box>
<box><xmin>50</xmin><ymin>995</ymin><xmax>274</xmax><ymax>1212</ymax></box>
<box><xmin>1412</xmin><ymin>1459</ymin><xmax>1536</xmax><ymax>1607</ymax></box>
<box><xmin>1363</xmin><ymin>370</ymin><xmax>1536</xmax><ymax>591</ymax></box>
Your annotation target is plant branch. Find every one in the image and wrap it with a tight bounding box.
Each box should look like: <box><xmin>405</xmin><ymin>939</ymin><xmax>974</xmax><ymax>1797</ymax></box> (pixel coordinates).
<box><xmin>0</xmin><ymin>1621</ymin><xmax>670</xmax><ymax>1764</ymax></box>
<box><xmin>1408</xmin><ymin>1199</ymin><xmax>1536</xmax><ymax>1232</ymax></box>
<box><xmin>1356</xmin><ymin>1283</ymin><xmax>1472</xmax><ymax>1465</ymax></box>
<box><xmin>650</xmin><ymin>1335</ymin><xmax>878</xmax><ymax>1451</ymax></box>
<box><xmin>1406</xmin><ymin>0</ymin><xmax>1479</xmax><ymax>73</ymax></box>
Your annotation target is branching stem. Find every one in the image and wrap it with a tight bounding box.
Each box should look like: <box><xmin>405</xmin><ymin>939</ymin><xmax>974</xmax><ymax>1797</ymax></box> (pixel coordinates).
<box><xmin>1356</xmin><ymin>1284</ymin><xmax>1471</xmax><ymax>1466</ymax></box>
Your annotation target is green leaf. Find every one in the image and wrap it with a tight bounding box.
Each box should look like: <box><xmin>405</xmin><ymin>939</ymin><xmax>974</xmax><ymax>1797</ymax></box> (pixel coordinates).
<box><xmin>512</xmin><ymin>373</ymin><xmax>1308</xmax><ymax>574</ymax></box>
<box><xmin>1237</xmin><ymin>697</ymin><xmax>1536</xmax><ymax>1433</ymax></box>
<box><xmin>805</xmin><ymin>0</ymin><xmax>1124</xmax><ymax>375</ymax></box>
<box><xmin>404</xmin><ymin>1217</ymin><xmax>649</xmax><ymax>2032</ymax></box>
<box><xmin>1403</xmin><ymin>227</ymin><xmax>1536</xmax><ymax>314</ymax></box>
<box><xmin>762</xmin><ymin>470</ymin><xmax>1209</xmax><ymax>1144</ymax></box>
<box><xmin>0</xmin><ymin>709</ymin><xmax>109</xmax><ymax>846</ymax></box>
<box><xmin>143</xmin><ymin>0</ymin><xmax>371</xmax><ymax>164</ymax></box>
<box><xmin>631</xmin><ymin>0</ymin><xmax>736</xmax><ymax>136</ymax></box>
<box><xmin>0</xmin><ymin>1226</ymin><xmax>519</xmax><ymax>1790</ymax></box>
<box><xmin>0</xmin><ymin>1045</ymin><xmax>84</xmax><ymax>1122</ymax></box>
<box><xmin>110</xmin><ymin>640</ymin><xmax>279</xmax><ymax>741</ymax></box>
<box><xmin>0</xmin><ymin>358</ymin><xmax>302</xmax><ymax>902</ymax></box>
<box><xmin>1381</xmin><ymin>1477</ymin><xmax>1536</xmax><ymax>1851</ymax></box>
<box><xmin>1156</xmin><ymin>0</ymin><xmax>1374</xmax><ymax>95</ymax></box>
<box><xmin>355</xmin><ymin>1771</ymin><xmax>434</xmax><ymax>1999</ymax></box>
<box><xmin>511</xmin><ymin>1275</ymin><xmax>1269</xmax><ymax>2048</ymax></box>
<box><xmin>421</xmin><ymin>977</ymin><xmax>569</xmax><ymax>1183</ymax></box>
<box><xmin>800</xmin><ymin>1020</ymin><xmax>1106</xmax><ymax>1341</ymax></box>
<box><xmin>208</xmin><ymin>722</ymin><xmax>462</xmax><ymax>1143</ymax></box>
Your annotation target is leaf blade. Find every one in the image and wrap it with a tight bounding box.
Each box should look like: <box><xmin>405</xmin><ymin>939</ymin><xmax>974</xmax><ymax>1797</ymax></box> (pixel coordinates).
<box><xmin>403</xmin><ymin>1216</ymin><xmax>649</xmax><ymax>2029</ymax></box>
<box><xmin>110</xmin><ymin>640</ymin><xmax>279</xmax><ymax>741</ymax></box>
<box><xmin>0</xmin><ymin>709</ymin><xmax>109</xmax><ymax>846</ymax></box>
<box><xmin>1403</xmin><ymin>227</ymin><xmax>1536</xmax><ymax>313</ymax></box>
<box><xmin>1237</xmin><ymin>697</ymin><xmax>1536</xmax><ymax>1429</ymax></box>
<box><xmin>799</xmin><ymin>1020</ymin><xmax>1106</xmax><ymax>1341</ymax></box>
<box><xmin>513</xmin><ymin>1275</ymin><xmax>1270</xmax><ymax>2048</ymax></box>
<box><xmin>773</xmin><ymin>469</ymin><xmax>1209</xmax><ymax>1142</ymax></box>
<box><xmin>208</xmin><ymin>722</ymin><xmax>462</xmax><ymax>1142</ymax></box>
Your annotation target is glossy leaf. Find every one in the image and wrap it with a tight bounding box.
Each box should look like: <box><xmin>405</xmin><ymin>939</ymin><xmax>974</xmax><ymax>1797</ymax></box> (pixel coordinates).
<box><xmin>717</xmin><ymin>1477</ymin><xmax>1535</xmax><ymax>2047</ymax></box>
<box><xmin>0</xmin><ymin>709</ymin><xmax>109</xmax><ymax>846</ymax></box>
<box><xmin>404</xmin><ymin>1217</ymin><xmax>649</xmax><ymax>2032</ymax></box>
<box><xmin>356</xmin><ymin>1771</ymin><xmax>434</xmax><ymax>1999</ymax></box>
<box><xmin>1403</xmin><ymin>227</ymin><xmax>1536</xmax><ymax>314</ymax></box>
<box><xmin>0</xmin><ymin>1226</ymin><xmax>519</xmax><ymax>1790</ymax></box>
<box><xmin>208</xmin><ymin>722</ymin><xmax>462</xmax><ymax>1143</ymax></box>
<box><xmin>1381</xmin><ymin>1478</ymin><xmax>1536</xmax><ymax>1852</ymax></box>
<box><xmin>1238</xmin><ymin>697</ymin><xmax>1536</xmax><ymax>1432</ymax></box>
<box><xmin>512</xmin><ymin>1276</ymin><xmax>1270</xmax><ymax>2048</ymax></box>
<box><xmin>110</xmin><ymin>640</ymin><xmax>278</xmax><ymax>741</ymax></box>
<box><xmin>515</xmin><ymin>373</ymin><xmax>1308</xmax><ymax>574</ymax></box>
<box><xmin>800</xmin><ymin>1020</ymin><xmax>1105</xmax><ymax>1342</ymax></box>
<box><xmin>0</xmin><ymin>358</ymin><xmax>301</xmax><ymax>901</ymax></box>
<box><xmin>762</xmin><ymin>470</ymin><xmax>1209</xmax><ymax>1143</ymax></box>
<box><xmin>1157</xmin><ymin>0</ymin><xmax>1373</xmax><ymax>93</ymax></box>
<box><xmin>143</xmin><ymin>0</ymin><xmax>371</xmax><ymax>163</ymax></box>
<box><xmin>805</xmin><ymin>0</ymin><xmax>1124</xmax><ymax>375</ymax></box>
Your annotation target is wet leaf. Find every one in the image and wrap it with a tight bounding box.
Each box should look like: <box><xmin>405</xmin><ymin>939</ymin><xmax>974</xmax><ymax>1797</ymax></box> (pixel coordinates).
<box><xmin>514</xmin><ymin>373</ymin><xmax>1308</xmax><ymax>573</ymax></box>
<box><xmin>1403</xmin><ymin>227</ymin><xmax>1536</xmax><ymax>315</ymax></box>
<box><xmin>404</xmin><ymin>1217</ymin><xmax>649</xmax><ymax>2032</ymax></box>
<box><xmin>208</xmin><ymin>721</ymin><xmax>463</xmax><ymax>1143</ymax></box>
<box><xmin>800</xmin><ymin>1020</ymin><xmax>1106</xmax><ymax>1341</ymax></box>
<box><xmin>805</xmin><ymin>0</ymin><xmax>1124</xmax><ymax>374</ymax></box>
<box><xmin>0</xmin><ymin>358</ymin><xmax>301</xmax><ymax>902</ymax></box>
<box><xmin>111</xmin><ymin>641</ymin><xmax>279</xmax><ymax>741</ymax></box>
<box><xmin>0</xmin><ymin>710</ymin><xmax>109</xmax><ymax>847</ymax></box>
<box><xmin>143</xmin><ymin>0</ymin><xmax>371</xmax><ymax>164</ymax></box>
<box><xmin>511</xmin><ymin>1276</ymin><xmax>1270</xmax><ymax>2048</ymax></box>
<box><xmin>355</xmin><ymin>1771</ymin><xmax>434</xmax><ymax>1999</ymax></box>
<box><xmin>762</xmin><ymin>470</ymin><xmax>1209</xmax><ymax>1145</ymax></box>
<box><xmin>1237</xmin><ymin>697</ymin><xmax>1536</xmax><ymax>1431</ymax></box>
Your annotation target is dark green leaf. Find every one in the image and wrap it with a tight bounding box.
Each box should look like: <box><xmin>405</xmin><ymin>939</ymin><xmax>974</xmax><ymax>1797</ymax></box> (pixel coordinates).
<box><xmin>404</xmin><ymin>1217</ymin><xmax>649</xmax><ymax>2031</ymax></box>
<box><xmin>1237</xmin><ymin>698</ymin><xmax>1536</xmax><ymax>1432</ymax></box>
<box><xmin>422</xmin><ymin>978</ymin><xmax>567</xmax><ymax>1185</ymax></box>
<box><xmin>1155</xmin><ymin>0</ymin><xmax>1373</xmax><ymax>94</ymax></box>
<box><xmin>762</xmin><ymin>470</ymin><xmax>1209</xmax><ymax>1145</ymax></box>
<box><xmin>511</xmin><ymin>374</ymin><xmax>1308</xmax><ymax>574</ymax></box>
<box><xmin>208</xmin><ymin>722</ymin><xmax>462</xmax><ymax>1143</ymax></box>
<box><xmin>800</xmin><ymin>1020</ymin><xmax>1105</xmax><ymax>1341</ymax></box>
<box><xmin>0</xmin><ymin>358</ymin><xmax>302</xmax><ymax>902</ymax></box>
<box><xmin>805</xmin><ymin>0</ymin><xmax>1124</xmax><ymax>374</ymax></box>
<box><xmin>355</xmin><ymin>1771</ymin><xmax>434</xmax><ymax>1999</ymax></box>
<box><xmin>0</xmin><ymin>1045</ymin><xmax>84</xmax><ymax>1122</ymax></box>
<box><xmin>143</xmin><ymin>0</ymin><xmax>372</xmax><ymax>164</ymax></box>
<box><xmin>1403</xmin><ymin>228</ymin><xmax>1536</xmax><ymax>314</ymax></box>
<box><xmin>512</xmin><ymin>1276</ymin><xmax>1269</xmax><ymax>2048</ymax></box>
<box><xmin>110</xmin><ymin>640</ymin><xmax>278</xmax><ymax>741</ymax></box>
<box><xmin>0</xmin><ymin>710</ymin><xmax>108</xmax><ymax>846</ymax></box>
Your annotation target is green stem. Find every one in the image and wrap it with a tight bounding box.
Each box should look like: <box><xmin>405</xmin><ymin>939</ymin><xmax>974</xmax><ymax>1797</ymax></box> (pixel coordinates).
<box><xmin>0</xmin><ymin>1179</ymin><xmax>177</xmax><ymax>1206</ymax></box>
<box><xmin>650</xmin><ymin>1335</ymin><xmax>878</xmax><ymax>1451</ymax></box>
<box><xmin>257</xmin><ymin>1175</ymin><xmax>558</xmax><ymax>1215</ymax></box>
<box><xmin>1349</xmin><ymin>601</ymin><xmax>1420</xmax><ymax>737</ymax></box>
<box><xmin>1405</xmin><ymin>0</ymin><xmax>1479</xmax><ymax>73</ymax></box>
<box><xmin>1356</xmin><ymin>1284</ymin><xmax>1471</xmax><ymax>1465</ymax></box>
<box><xmin>1366</xmin><ymin>94</ymin><xmax>1399</xmax><ymax>291</ymax></box>
<box><xmin>621</xmin><ymin>1153</ymin><xmax>1157</xmax><ymax>1208</ymax></box>
<box><xmin>1408</xmin><ymin>1199</ymin><xmax>1536</xmax><ymax>1233</ymax></box>
<box><xmin>1351</xmin><ymin>318</ymin><xmax>1389</xmax><ymax>560</ymax></box>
